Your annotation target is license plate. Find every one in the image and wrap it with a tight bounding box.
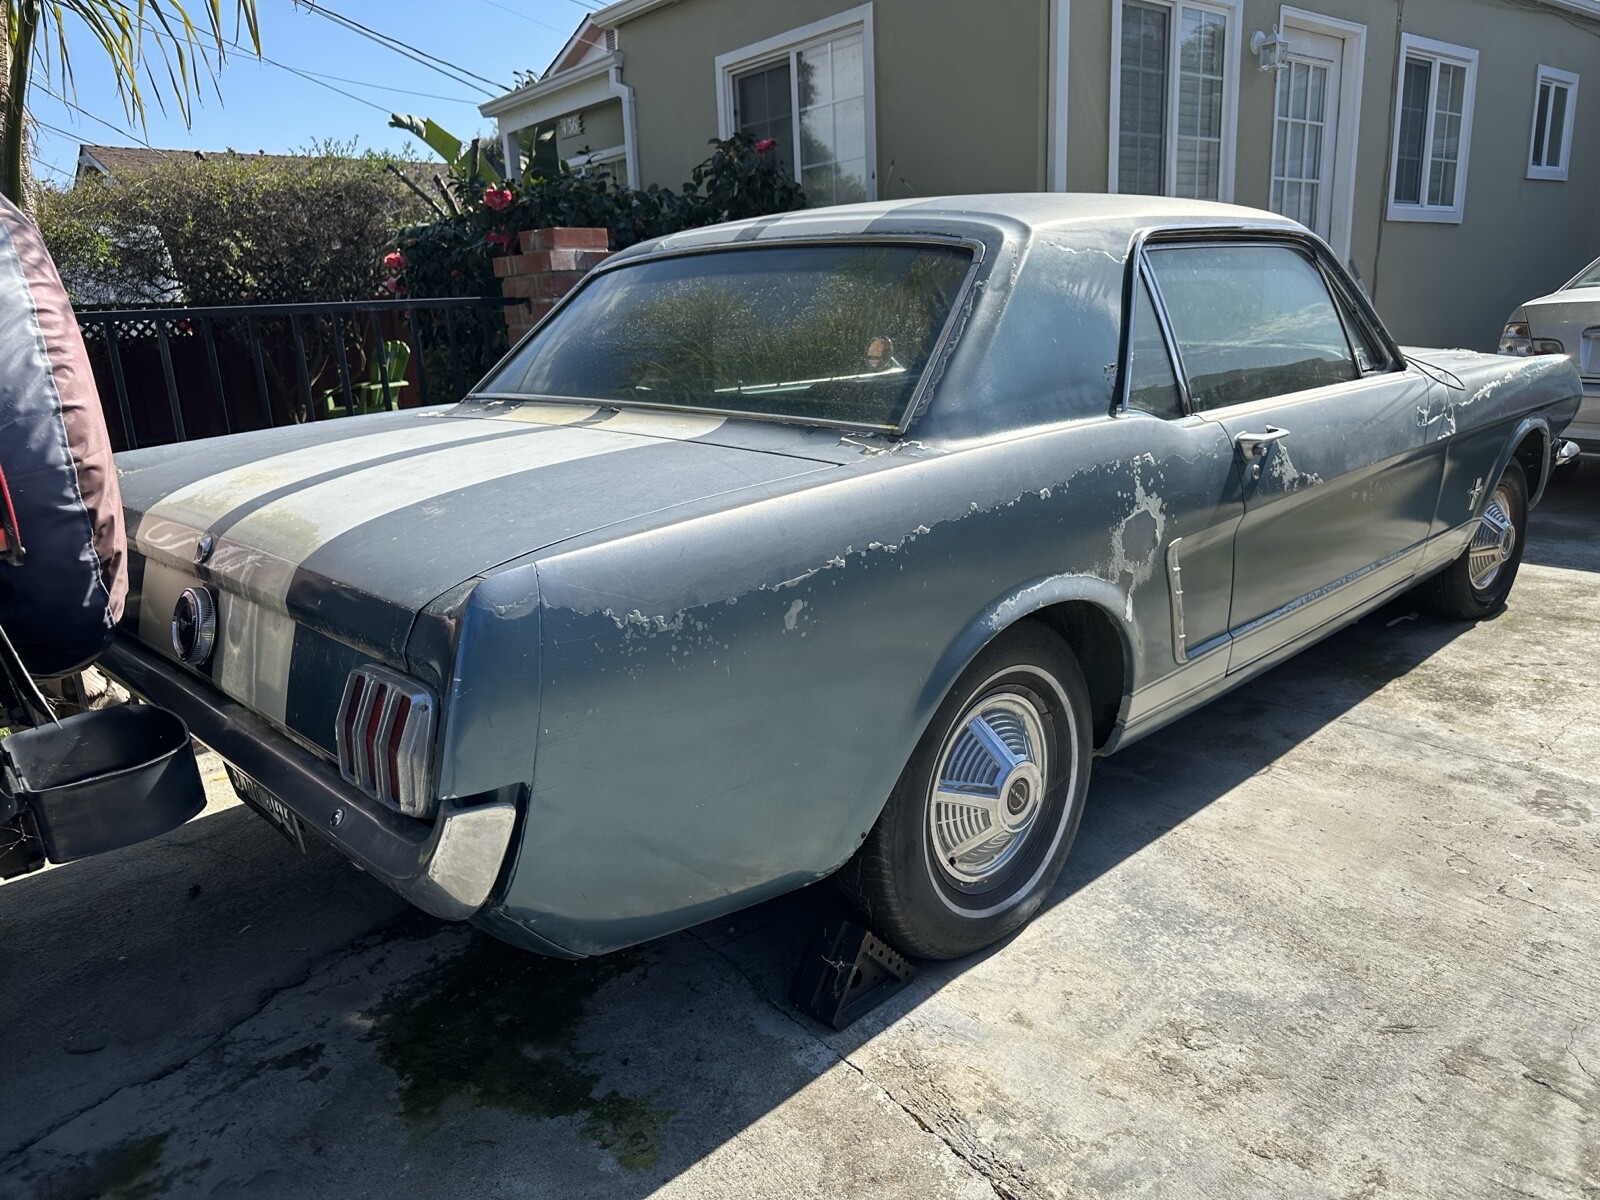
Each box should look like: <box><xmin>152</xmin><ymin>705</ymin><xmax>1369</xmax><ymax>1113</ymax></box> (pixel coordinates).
<box><xmin>231</xmin><ymin>769</ymin><xmax>307</xmax><ymax>854</ymax></box>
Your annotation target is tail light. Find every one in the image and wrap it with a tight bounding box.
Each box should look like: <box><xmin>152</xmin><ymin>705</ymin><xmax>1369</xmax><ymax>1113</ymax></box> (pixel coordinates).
<box><xmin>1500</xmin><ymin>321</ymin><xmax>1533</xmax><ymax>355</ymax></box>
<box><xmin>335</xmin><ymin>665</ymin><xmax>436</xmax><ymax>818</ymax></box>
<box><xmin>1499</xmin><ymin>320</ymin><xmax>1565</xmax><ymax>357</ymax></box>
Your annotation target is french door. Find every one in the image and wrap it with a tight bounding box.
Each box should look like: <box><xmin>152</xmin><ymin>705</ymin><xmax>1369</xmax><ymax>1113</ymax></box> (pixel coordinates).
<box><xmin>1268</xmin><ymin>29</ymin><xmax>1344</xmax><ymax>240</ymax></box>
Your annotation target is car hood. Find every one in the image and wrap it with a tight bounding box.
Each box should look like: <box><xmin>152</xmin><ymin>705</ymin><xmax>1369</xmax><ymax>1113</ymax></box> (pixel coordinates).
<box><xmin>119</xmin><ymin>404</ymin><xmax>841</xmax><ymax>666</ymax></box>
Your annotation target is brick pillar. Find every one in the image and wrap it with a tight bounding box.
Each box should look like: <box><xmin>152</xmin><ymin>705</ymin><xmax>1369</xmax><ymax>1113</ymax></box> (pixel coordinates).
<box><xmin>494</xmin><ymin>227</ymin><xmax>611</xmax><ymax>344</ymax></box>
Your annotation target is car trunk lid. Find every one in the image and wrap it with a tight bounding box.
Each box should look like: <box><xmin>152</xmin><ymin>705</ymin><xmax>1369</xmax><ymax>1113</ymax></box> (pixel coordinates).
<box><xmin>1524</xmin><ymin>293</ymin><xmax>1600</xmax><ymax>382</ymax></box>
<box><xmin>118</xmin><ymin>406</ymin><xmax>839</xmax><ymax>753</ymax></box>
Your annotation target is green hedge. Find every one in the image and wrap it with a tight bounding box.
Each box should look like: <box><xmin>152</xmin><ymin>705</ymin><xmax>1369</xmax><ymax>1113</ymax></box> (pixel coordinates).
<box><xmin>385</xmin><ymin>135</ymin><xmax>806</xmax><ymax>301</ymax></box>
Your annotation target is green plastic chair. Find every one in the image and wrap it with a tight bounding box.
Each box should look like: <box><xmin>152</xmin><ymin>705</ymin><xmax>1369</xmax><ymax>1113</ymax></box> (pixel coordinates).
<box><xmin>322</xmin><ymin>340</ymin><xmax>410</xmax><ymax>417</ymax></box>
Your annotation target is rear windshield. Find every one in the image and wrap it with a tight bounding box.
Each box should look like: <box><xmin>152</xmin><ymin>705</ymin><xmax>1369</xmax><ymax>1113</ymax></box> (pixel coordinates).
<box><xmin>1569</xmin><ymin>256</ymin><xmax>1600</xmax><ymax>289</ymax></box>
<box><xmin>477</xmin><ymin>242</ymin><xmax>974</xmax><ymax>429</ymax></box>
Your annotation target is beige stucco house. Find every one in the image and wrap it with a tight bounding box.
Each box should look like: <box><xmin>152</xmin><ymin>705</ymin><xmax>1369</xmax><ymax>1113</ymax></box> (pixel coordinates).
<box><xmin>482</xmin><ymin>0</ymin><xmax>1600</xmax><ymax>350</ymax></box>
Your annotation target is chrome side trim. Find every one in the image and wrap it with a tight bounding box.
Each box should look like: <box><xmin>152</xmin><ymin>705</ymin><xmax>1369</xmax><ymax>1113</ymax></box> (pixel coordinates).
<box><xmin>1229</xmin><ymin>541</ymin><xmax>1419</xmax><ymax>646</ymax></box>
<box><xmin>100</xmin><ymin>635</ymin><xmax>515</xmax><ymax>922</ymax></box>
<box><xmin>1165</xmin><ymin>537</ymin><xmax>1188</xmax><ymax>664</ymax></box>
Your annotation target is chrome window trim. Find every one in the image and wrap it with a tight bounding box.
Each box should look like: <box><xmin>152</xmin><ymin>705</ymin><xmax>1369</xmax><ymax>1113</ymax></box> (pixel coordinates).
<box><xmin>1118</xmin><ymin>225</ymin><xmax>1405</xmax><ymax>419</ymax></box>
<box><xmin>468</xmin><ymin>233</ymin><xmax>989</xmax><ymax>438</ymax></box>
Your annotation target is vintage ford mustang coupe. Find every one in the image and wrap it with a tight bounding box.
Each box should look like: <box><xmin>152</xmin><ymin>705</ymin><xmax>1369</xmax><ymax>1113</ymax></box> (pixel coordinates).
<box><xmin>104</xmin><ymin>196</ymin><xmax>1581</xmax><ymax>960</ymax></box>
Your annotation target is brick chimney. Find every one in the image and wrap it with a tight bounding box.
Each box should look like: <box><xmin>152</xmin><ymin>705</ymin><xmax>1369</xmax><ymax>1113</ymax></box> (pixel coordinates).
<box><xmin>494</xmin><ymin>228</ymin><xmax>611</xmax><ymax>345</ymax></box>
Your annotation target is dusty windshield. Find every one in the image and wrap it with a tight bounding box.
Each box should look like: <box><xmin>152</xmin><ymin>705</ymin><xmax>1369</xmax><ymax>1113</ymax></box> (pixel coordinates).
<box><xmin>1569</xmin><ymin>257</ymin><xmax>1600</xmax><ymax>289</ymax></box>
<box><xmin>478</xmin><ymin>242</ymin><xmax>974</xmax><ymax>428</ymax></box>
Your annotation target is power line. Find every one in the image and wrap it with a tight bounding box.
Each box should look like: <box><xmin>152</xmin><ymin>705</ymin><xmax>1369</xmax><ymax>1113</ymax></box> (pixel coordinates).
<box><xmin>295</xmin><ymin>68</ymin><xmax>478</xmax><ymax>103</ymax></box>
<box><xmin>27</xmin><ymin>81</ymin><xmax>158</xmax><ymax>148</ymax></box>
<box><xmin>32</xmin><ymin>115</ymin><xmax>95</xmax><ymax>145</ymax></box>
<box><xmin>294</xmin><ymin>1</ymin><xmax>509</xmax><ymax>95</ymax></box>
<box><xmin>30</xmin><ymin>158</ymin><xmax>75</xmax><ymax>183</ymax></box>
<box><xmin>222</xmin><ymin>40</ymin><xmax>397</xmax><ymax>114</ymax></box>
<box><xmin>470</xmin><ymin>0</ymin><xmax>580</xmax><ymax>36</ymax></box>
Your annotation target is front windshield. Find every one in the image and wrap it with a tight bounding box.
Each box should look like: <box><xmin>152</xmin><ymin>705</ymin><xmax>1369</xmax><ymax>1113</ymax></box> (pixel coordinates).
<box><xmin>1568</xmin><ymin>256</ymin><xmax>1600</xmax><ymax>289</ymax></box>
<box><xmin>478</xmin><ymin>242</ymin><xmax>974</xmax><ymax>429</ymax></box>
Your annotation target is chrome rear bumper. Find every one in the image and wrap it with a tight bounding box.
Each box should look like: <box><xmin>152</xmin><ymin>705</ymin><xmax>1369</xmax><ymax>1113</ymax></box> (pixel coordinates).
<box><xmin>99</xmin><ymin>635</ymin><xmax>515</xmax><ymax>921</ymax></box>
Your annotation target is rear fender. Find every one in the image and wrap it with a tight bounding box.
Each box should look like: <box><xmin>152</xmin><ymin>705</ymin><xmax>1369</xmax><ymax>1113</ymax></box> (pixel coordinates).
<box><xmin>917</xmin><ymin>572</ymin><xmax>1137</xmax><ymax>736</ymax></box>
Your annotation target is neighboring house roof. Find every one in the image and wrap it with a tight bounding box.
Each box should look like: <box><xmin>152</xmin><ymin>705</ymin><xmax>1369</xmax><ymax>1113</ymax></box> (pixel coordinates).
<box><xmin>74</xmin><ymin>144</ymin><xmax>437</xmax><ymax>191</ymax></box>
<box><xmin>545</xmin><ymin>15</ymin><xmax>613</xmax><ymax>77</ymax></box>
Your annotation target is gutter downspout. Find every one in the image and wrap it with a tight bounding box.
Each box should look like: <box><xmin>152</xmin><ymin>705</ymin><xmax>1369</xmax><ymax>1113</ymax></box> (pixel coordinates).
<box><xmin>1370</xmin><ymin>0</ymin><xmax>1406</xmax><ymax>309</ymax></box>
<box><xmin>609</xmin><ymin>59</ymin><xmax>641</xmax><ymax>190</ymax></box>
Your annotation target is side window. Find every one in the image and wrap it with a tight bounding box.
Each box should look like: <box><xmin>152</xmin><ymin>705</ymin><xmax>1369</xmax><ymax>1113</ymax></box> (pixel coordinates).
<box><xmin>1146</xmin><ymin>243</ymin><xmax>1359</xmax><ymax>411</ymax></box>
<box><xmin>1333</xmin><ymin>289</ymin><xmax>1388</xmax><ymax>375</ymax></box>
<box><xmin>1126</xmin><ymin>274</ymin><xmax>1185</xmax><ymax>418</ymax></box>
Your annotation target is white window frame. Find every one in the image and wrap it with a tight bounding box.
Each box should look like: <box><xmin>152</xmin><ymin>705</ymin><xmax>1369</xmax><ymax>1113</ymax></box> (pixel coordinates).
<box><xmin>1386</xmin><ymin>34</ymin><xmax>1478</xmax><ymax>225</ymax></box>
<box><xmin>1107</xmin><ymin>0</ymin><xmax>1243</xmax><ymax>202</ymax></box>
<box><xmin>564</xmin><ymin>144</ymin><xmax>627</xmax><ymax>177</ymax></box>
<box><xmin>713</xmin><ymin>4</ymin><xmax>878</xmax><ymax>201</ymax></box>
<box><xmin>1527</xmin><ymin>64</ymin><xmax>1579</xmax><ymax>182</ymax></box>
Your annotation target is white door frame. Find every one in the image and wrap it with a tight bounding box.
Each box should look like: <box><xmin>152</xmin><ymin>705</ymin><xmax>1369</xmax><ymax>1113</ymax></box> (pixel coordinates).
<box><xmin>1047</xmin><ymin>0</ymin><xmax>1070</xmax><ymax>190</ymax></box>
<box><xmin>1277</xmin><ymin>7</ymin><xmax>1366</xmax><ymax>266</ymax></box>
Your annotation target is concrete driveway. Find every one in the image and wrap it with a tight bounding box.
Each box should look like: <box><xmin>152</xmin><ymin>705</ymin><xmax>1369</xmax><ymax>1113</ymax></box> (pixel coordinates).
<box><xmin>2</xmin><ymin>468</ymin><xmax>1596</xmax><ymax>1200</ymax></box>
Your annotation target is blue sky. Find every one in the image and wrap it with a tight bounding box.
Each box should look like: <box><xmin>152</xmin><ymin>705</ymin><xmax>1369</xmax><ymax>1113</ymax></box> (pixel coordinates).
<box><xmin>27</xmin><ymin>1</ymin><xmax>586</xmax><ymax>186</ymax></box>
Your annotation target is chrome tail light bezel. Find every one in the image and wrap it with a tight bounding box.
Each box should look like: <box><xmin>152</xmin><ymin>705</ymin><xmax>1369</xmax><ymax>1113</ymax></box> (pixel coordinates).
<box><xmin>335</xmin><ymin>665</ymin><xmax>437</xmax><ymax>818</ymax></box>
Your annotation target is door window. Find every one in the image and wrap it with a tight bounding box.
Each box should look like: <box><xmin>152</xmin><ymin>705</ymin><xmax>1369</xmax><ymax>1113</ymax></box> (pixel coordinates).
<box><xmin>1126</xmin><ymin>275</ymin><xmax>1185</xmax><ymax>418</ymax></box>
<box><xmin>1146</xmin><ymin>243</ymin><xmax>1359</xmax><ymax>411</ymax></box>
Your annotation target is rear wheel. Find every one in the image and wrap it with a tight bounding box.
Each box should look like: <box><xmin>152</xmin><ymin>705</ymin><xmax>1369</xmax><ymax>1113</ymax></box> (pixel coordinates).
<box><xmin>836</xmin><ymin>625</ymin><xmax>1093</xmax><ymax>960</ymax></box>
<box><xmin>1417</xmin><ymin>458</ymin><xmax>1528</xmax><ymax>619</ymax></box>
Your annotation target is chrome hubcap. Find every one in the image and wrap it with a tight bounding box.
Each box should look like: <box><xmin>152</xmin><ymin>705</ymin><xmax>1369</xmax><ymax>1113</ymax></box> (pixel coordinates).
<box><xmin>928</xmin><ymin>692</ymin><xmax>1049</xmax><ymax>887</ymax></box>
<box><xmin>1468</xmin><ymin>483</ymin><xmax>1517</xmax><ymax>591</ymax></box>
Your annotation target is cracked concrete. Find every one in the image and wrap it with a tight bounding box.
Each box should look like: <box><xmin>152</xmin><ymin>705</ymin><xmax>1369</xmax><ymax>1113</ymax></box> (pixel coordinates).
<box><xmin>2</xmin><ymin>467</ymin><xmax>1596</xmax><ymax>1199</ymax></box>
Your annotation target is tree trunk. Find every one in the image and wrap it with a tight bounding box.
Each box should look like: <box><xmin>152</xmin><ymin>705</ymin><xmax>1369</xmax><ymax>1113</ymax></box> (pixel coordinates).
<box><xmin>1</xmin><ymin>3</ymin><xmax>38</xmax><ymax>210</ymax></box>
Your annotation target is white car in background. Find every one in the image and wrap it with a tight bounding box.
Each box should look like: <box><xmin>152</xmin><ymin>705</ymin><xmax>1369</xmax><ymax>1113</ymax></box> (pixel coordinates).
<box><xmin>1501</xmin><ymin>255</ymin><xmax>1600</xmax><ymax>457</ymax></box>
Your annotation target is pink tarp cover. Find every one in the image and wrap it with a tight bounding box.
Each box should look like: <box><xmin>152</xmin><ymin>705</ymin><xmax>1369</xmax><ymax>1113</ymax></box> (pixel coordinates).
<box><xmin>0</xmin><ymin>194</ymin><xmax>126</xmax><ymax>676</ymax></box>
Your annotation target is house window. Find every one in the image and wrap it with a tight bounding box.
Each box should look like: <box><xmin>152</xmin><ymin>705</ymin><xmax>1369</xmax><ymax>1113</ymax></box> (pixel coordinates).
<box><xmin>1528</xmin><ymin>65</ymin><xmax>1579</xmax><ymax>182</ymax></box>
<box><xmin>1387</xmin><ymin>35</ymin><xmax>1478</xmax><ymax>223</ymax></box>
<box><xmin>734</xmin><ymin>62</ymin><xmax>795</xmax><ymax>176</ymax></box>
<box><xmin>1113</xmin><ymin>0</ymin><xmax>1237</xmax><ymax>200</ymax></box>
<box><xmin>717</xmin><ymin>6</ymin><xmax>876</xmax><ymax>206</ymax></box>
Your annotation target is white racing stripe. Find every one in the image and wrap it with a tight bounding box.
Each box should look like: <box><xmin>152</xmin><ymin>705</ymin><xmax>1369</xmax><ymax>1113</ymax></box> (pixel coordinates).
<box><xmin>136</xmin><ymin>415</ymin><xmax>720</xmax><ymax>724</ymax></box>
<box><xmin>137</xmin><ymin>419</ymin><xmax>496</xmax><ymax>558</ymax></box>
<box><xmin>593</xmin><ymin>410</ymin><xmax>726</xmax><ymax>439</ymax></box>
<box><xmin>215</xmin><ymin>423</ymin><xmax>656</xmax><ymax>610</ymax></box>
<box><xmin>479</xmin><ymin>402</ymin><xmax>601</xmax><ymax>426</ymax></box>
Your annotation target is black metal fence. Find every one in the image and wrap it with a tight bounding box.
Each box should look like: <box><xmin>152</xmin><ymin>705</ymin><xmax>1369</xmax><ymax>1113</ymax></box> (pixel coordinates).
<box><xmin>76</xmin><ymin>296</ymin><xmax>516</xmax><ymax>451</ymax></box>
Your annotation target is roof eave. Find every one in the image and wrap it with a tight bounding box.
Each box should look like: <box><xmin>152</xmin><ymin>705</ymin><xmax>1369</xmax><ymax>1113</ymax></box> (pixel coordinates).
<box><xmin>479</xmin><ymin>51</ymin><xmax>619</xmax><ymax>118</ymax></box>
<box><xmin>588</xmin><ymin>0</ymin><xmax>677</xmax><ymax>29</ymax></box>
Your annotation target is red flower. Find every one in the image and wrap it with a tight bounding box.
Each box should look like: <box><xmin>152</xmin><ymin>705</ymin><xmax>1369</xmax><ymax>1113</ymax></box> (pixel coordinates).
<box><xmin>382</xmin><ymin>250</ymin><xmax>406</xmax><ymax>272</ymax></box>
<box><xmin>754</xmin><ymin>137</ymin><xmax>777</xmax><ymax>153</ymax></box>
<box><xmin>486</xmin><ymin>231</ymin><xmax>513</xmax><ymax>252</ymax></box>
<box><xmin>483</xmin><ymin>185</ymin><xmax>514</xmax><ymax>212</ymax></box>
<box><xmin>381</xmin><ymin>276</ymin><xmax>404</xmax><ymax>296</ymax></box>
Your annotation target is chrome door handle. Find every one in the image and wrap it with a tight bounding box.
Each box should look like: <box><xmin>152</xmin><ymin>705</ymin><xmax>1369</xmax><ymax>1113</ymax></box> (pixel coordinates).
<box><xmin>1235</xmin><ymin>426</ymin><xmax>1289</xmax><ymax>458</ymax></box>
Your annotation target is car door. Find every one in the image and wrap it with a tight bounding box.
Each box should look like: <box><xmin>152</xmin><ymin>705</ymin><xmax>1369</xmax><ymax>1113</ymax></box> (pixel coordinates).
<box><xmin>1111</xmin><ymin>269</ymin><xmax>1245</xmax><ymax>724</ymax></box>
<box><xmin>1144</xmin><ymin>238</ymin><xmax>1439</xmax><ymax>674</ymax></box>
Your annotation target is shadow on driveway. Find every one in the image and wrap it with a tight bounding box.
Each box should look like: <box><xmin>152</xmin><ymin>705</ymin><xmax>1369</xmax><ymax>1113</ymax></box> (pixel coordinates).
<box><xmin>0</xmin><ymin>584</ymin><xmax>1498</xmax><ymax>1197</ymax></box>
<box><xmin>1523</xmin><ymin>461</ymin><xmax>1598</xmax><ymax>571</ymax></box>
